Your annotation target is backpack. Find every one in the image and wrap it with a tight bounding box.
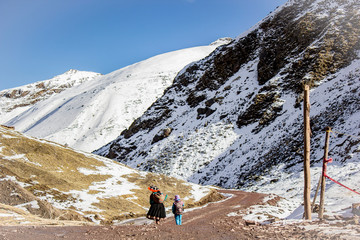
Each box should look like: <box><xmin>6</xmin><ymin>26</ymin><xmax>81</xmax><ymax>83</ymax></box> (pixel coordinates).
<box><xmin>174</xmin><ymin>201</ymin><xmax>184</xmax><ymax>215</ymax></box>
<box><xmin>153</xmin><ymin>193</ymin><xmax>165</xmax><ymax>203</ymax></box>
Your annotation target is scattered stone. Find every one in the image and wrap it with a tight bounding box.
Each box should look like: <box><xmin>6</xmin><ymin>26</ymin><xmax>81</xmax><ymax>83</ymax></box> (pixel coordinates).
<box><xmin>334</xmin><ymin>215</ymin><xmax>344</xmax><ymax>220</ymax></box>
<box><xmin>323</xmin><ymin>215</ymin><xmax>336</xmax><ymax>220</ymax></box>
<box><xmin>352</xmin><ymin>215</ymin><xmax>359</xmax><ymax>225</ymax></box>
<box><xmin>245</xmin><ymin>220</ymin><xmax>259</xmax><ymax>226</ymax></box>
<box><xmin>352</xmin><ymin>203</ymin><xmax>360</xmax><ymax>216</ymax></box>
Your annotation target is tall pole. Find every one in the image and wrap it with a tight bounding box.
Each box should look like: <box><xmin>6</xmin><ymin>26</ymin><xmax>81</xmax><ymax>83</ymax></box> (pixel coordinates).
<box><xmin>319</xmin><ymin>126</ymin><xmax>331</xmax><ymax>220</ymax></box>
<box><xmin>303</xmin><ymin>85</ymin><xmax>311</xmax><ymax>220</ymax></box>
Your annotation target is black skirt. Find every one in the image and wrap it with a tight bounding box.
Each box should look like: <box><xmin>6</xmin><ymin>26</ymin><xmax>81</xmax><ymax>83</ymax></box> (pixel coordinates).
<box><xmin>147</xmin><ymin>203</ymin><xmax>166</xmax><ymax>219</ymax></box>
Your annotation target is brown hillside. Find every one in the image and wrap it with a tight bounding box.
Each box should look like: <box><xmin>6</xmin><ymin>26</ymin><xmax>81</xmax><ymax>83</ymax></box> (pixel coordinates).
<box><xmin>0</xmin><ymin>126</ymin><xmax>222</xmax><ymax>224</ymax></box>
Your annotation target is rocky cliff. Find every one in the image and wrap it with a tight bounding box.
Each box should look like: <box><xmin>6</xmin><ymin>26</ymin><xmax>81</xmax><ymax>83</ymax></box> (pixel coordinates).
<box><xmin>96</xmin><ymin>0</ymin><xmax>360</xmax><ymax>190</ymax></box>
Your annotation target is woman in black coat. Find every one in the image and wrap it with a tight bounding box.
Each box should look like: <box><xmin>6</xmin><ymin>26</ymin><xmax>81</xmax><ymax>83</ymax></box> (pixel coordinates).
<box><xmin>146</xmin><ymin>186</ymin><xmax>167</xmax><ymax>224</ymax></box>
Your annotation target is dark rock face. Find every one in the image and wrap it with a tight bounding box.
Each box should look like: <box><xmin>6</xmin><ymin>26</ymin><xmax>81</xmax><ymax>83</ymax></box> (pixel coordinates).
<box><xmin>197</xmin><ymin>107</ymin><xmax>216</xmax><ymax>119</ymax></box>
<box><xmin>237</xmin><ymin>91</ymin><xmax>282</xmax><ymax>129</ymax></box>
<box><xmin>181</xmin><ymin>31</ymin><xmax>259</xmax><ymax>108</ymax></box>
<box><xmin>1</xmin><ymin>88</ymin><xmax>67</xmax><ymax>112</ymax></box>
<box><xmin>96</xmin><ymin>0</ymin><xmax>360</xmax><ymax>189</ymax></box>
<box><xmin>257</xmin><ymin>0</ymin><xmax>360</xmax><ymax>100</ymax></box>
<box><xmin>121</xmin><ymin>100</ymin><xmax>173</xmax><ymax>139</ymax></box>
<box><xmin>152</xmin><ymin>127</ymin><xmax>173</xmax><ymax>144</ymax></box>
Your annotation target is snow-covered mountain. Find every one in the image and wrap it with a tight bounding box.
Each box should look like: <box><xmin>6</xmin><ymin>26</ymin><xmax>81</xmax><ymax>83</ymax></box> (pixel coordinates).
<box><xmin>0</xmin><ymin>69</ymin><xmax>101</xmax><ymax>123</ymax></box>
<box><xmin>1</xmin><ymin>38</ymin><xmax>231</xmax><ymax>152</ymax></box>
<box><xmin>96</xmin><ymin>0</ymin><xmax>360</xmax><ymax>210</ymax></box>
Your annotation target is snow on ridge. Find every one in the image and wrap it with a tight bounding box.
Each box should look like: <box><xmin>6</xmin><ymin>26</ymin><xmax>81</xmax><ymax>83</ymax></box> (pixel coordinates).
<box><xmin>0</xmin><ymin>69</ymin><xmax>101</xmax><ymax>93</ymax></box>
<box><xmin>2</xmin><ymin>41</ymin><xmax>229</xmax><ymax>152</ymax></box>
<box><xmin>209</xmin><ymin>37</ymin><xmax>232</xmax><ymax>46</ymax></box>
<box><xmin>0</xmin><ymin>70</ymin><xmax>101</xmax><ymax>124</ymax></box>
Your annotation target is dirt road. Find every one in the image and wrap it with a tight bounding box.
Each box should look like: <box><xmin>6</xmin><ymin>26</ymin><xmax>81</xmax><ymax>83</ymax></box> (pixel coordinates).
<box><xmin>0</xmin><ymin>189</ymin><xmax>353</xmax><ymax>239</ymax></box>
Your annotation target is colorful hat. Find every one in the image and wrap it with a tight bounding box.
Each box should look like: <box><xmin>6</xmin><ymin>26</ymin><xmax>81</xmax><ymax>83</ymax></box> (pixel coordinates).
<box><xmin>174</xmin><ymin>195</ymin><xmax>180</xmax><ymax>201</ymax></box>
<box><xmin>148</xmin><ymin>185</ymin><xmax>159</xmax><ymax>192</ymax></box>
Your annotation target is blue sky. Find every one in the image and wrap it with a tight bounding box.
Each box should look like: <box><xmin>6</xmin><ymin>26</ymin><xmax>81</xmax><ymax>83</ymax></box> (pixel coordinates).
<box><xmin>0</xmin><ymin>0</ymin><xmax>287</xmax><ymax>91</ymax></box>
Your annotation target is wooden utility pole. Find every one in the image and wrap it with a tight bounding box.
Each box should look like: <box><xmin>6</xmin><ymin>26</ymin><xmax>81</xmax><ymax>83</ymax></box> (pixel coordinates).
<box><xmin>319</xmin><ymin>126</ymin><xmax>331</xmax><ymax>220</ymax></box>
<box><xmin>303</xmin><ymin>85</ymin><xmax>311</xmax><ymax>220</ymax></box>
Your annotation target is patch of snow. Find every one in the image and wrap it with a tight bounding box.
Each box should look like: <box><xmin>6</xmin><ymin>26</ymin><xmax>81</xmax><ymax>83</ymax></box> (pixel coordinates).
<box><xmin>183</xmin><ymin>182</ymin><xmax>213</xmax><ymax>202</ymax></box>
<box><xmin>15</xmin><ymin>201</ymin><xmax>40</xmax><ymax>211</ymax></box>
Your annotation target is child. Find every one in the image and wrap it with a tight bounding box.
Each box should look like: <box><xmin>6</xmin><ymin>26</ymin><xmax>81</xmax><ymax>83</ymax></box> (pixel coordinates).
<box><xmin>172</xmin><ymin>195</ymin><xmax>184</xmax><ymax>225</ymax></box>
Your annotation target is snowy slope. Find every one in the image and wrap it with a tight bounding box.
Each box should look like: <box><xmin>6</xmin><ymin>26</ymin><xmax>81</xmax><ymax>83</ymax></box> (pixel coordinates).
<box><xmin>242</xmin><ymin>59</ymin><xmax>360</xmax><ymax>220</ymax></box>
<box><xmin>2</xmin><ymin>38</ymin><xmax>231</xmax><ymax>152</ymax></box>
<box><xmin>96</xmin><ymin>0</ymin><xmax>360</xmax><ymax>219</ymax></box>
<box><xmin>0</xmin><ymin>69</ymin><xmax>101</xmax><ymax>123</ymax></box>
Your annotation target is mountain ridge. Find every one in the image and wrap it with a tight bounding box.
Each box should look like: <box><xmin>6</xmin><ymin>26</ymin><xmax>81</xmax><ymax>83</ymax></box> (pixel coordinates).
<box><xmin>1</xmin><ymin>39</ymin><xmax>231</xmax><ymax>152</ymax></box>
<box><xmin>0</xmin><ymin>70</ymin><xmax>101</xmax><ymax>123</ymax></box>
<box><xmin>96</xmin><ymin>0</ymin><xmax>360</xmax><ymax>195</ymax></box>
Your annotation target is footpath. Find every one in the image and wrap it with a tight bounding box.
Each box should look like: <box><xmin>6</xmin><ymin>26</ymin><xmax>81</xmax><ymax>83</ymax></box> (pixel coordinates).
<box><xmin>0</xmin><ymin>189</ymin><xmax>357</xmax><ymax>239</ymax></box>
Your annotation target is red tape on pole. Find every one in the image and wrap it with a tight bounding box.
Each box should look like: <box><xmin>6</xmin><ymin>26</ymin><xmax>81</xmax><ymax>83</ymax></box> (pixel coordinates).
<box><xmin>324</xmin><ymin>158</ymin><xmax>333</xmax><ymax>163</ymax></box>
<box><xmin>324</xmin><ymin>174</ymin><xmax>360</xmax><ymax>195</ymax></box>
<box><xmin>322</xmin><ymin>157</ymin><xmax>360</xmax><ymax>195</ymax></box>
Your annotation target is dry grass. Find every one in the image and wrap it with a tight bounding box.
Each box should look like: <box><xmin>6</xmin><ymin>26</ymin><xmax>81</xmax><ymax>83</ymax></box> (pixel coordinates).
<box><xmin>124</xmin><ymin>172</ymin><xmax>194</xmax><ymax>207</ymax></box>
<box><xmin>0</xmin><ymin>203</ymin><xmax>93</xmax><ymax>226</ymax></box>
<box><xmin>0</xmin><ymin>129</ymin><xmax>108</xmax><ymax>192</ymax></box>
<box><xmin>0</xmin><ymin>126</ymin><xmax>222</xmax><ymax>225</ymax></box>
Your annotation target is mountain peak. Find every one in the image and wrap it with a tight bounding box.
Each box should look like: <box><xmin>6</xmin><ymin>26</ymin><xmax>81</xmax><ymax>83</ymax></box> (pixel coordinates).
<box><xmin>64</xmin><ymin>69</ymin><xmax>79</xmax><ymax>75</ymax></box>
<box><xmin>210</xmin><ymin>37</ymin><xmax>232</xmax><ymax>46</ymax></box>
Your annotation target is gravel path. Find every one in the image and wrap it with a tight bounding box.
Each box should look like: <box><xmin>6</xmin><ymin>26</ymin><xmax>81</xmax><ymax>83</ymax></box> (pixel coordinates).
<box><xmin>0</xmin><ymin>189</ymin><xmax>357</xmax><ymax>239</ymax></box>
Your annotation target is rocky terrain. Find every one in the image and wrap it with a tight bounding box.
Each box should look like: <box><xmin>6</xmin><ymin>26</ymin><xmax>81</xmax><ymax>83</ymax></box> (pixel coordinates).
<box><xmin>95</xmin><ymin>0</ymin><xmax>360</xmax><ymax>192</ymax></box>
